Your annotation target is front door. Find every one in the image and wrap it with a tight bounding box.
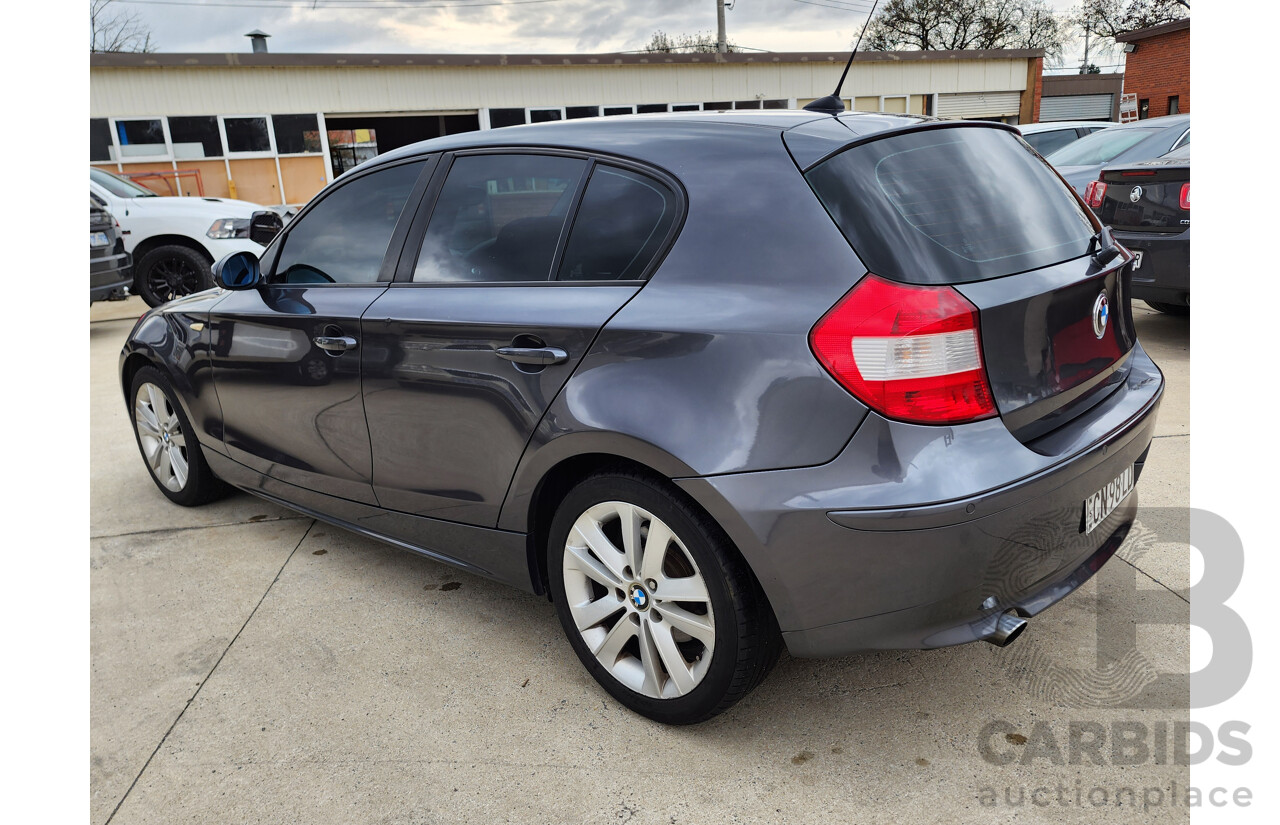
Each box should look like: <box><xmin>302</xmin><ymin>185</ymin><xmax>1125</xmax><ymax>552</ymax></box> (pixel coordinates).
<box><xmin>209</xmin><ymin>158</ymin><xmax>430</xmax><ymax>504</ymax></box>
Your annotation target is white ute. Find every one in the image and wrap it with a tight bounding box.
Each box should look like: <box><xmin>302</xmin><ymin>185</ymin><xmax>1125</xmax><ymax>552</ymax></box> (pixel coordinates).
<box><xmin>89</xmin><ymin>167</ymin><xmax>279</xmax><ymax>306</ymax></box>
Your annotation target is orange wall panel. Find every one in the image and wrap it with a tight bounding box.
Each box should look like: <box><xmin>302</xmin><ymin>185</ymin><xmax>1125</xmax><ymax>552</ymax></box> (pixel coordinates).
<box><xmin>227</xmin><ymin>158</ymin><xmax>282</xmax><ymax>205</ymax></box>
<box><xmin>278</xmin><ymin>156</ymin><xmax>328</xmax><ymax>205</ymax></box>
<box><xmin>174</xmin><ymin>161</ymin><xmax>231</xmax><ymax>199</ymax></box>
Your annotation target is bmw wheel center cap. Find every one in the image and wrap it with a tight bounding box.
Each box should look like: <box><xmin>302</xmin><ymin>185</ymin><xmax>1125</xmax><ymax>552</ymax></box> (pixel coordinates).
<box><xmin>629</xmin><ymin>584</ymin><xmax>650</xmax><ymax>610</ymax></box>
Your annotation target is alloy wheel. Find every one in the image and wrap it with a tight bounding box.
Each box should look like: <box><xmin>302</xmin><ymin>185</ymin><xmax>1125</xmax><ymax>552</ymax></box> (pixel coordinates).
<box><xmin>147</xmin><ymin>256</ymin><xmax>203</xmax><ymax>303</ymax></box>
<box><xmin>134</xmin><ymin>382</ymin><xmax>189</xmax><ymax>492</ymax></box>
<box><xmin>561</xmin><ymin>501</ymin><xmax>716</xmax><ymax>699</ymax></box>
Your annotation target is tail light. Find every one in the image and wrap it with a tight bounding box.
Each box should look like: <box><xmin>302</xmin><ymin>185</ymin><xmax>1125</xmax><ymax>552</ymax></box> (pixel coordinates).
<box><xmin>810</xmin><ymin>274</ymin><xmax>997</xmax><ymax>425</ymax></box>
<box><xmin>1179</xmin><ymin>182</ymin><xmax>1190</xmax><ymax>211</ymax></box>
<box><xmin>1084</xmin><ymin>180</ymin><xmax>1108</xmax><ymax>209</ymax></box>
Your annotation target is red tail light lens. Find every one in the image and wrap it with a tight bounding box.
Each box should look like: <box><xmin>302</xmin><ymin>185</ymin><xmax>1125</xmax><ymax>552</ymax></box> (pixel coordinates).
<box><xmin>1180</xmin><ymin>182</ymin><xmax>1190</xmax><ymax>211</ymax></box>
<box><xmin>810</xmin><ymin>275</ymin><xmax>997</xmax><ymax>425</ymax></box>
<box><xmin>1084</xmin><ymin>180</ymin><xmax>1108</xmax><ymax>209</ymax></box>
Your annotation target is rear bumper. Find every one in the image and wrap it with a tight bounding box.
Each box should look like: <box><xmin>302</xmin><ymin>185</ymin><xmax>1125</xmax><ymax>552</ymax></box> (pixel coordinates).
<box><xmin>1115</xmin><ymin>229</ymin><xmax>1189</xmax><ymax>306</ymax></box>
<box><xmin>678</xmin><ymin>342</ymin><xmax>1163</xmax><ymax>657</ymax></box>
<box><xmin>91</xmin><ymin>252</ymin><xmax>133</xmax><ymax>302</ymax></box>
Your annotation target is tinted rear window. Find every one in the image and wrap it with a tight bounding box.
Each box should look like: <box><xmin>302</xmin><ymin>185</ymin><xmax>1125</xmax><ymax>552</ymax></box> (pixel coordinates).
<box><xmin>1044</xmin><ymin>126</ymin><xmax>1161</xmax><ymax>166</ymax></box>
<box><xmin>806</xmin><ymin>126</ymin><xmax>1095</xmax><ymax>284</ymax></box>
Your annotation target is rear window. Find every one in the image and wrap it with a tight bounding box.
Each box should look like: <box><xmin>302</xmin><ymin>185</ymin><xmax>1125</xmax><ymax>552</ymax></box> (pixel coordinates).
<box><xmin>806</xmin><ymin>126</ymin><xmax>1095</xmax><ymax>284</ymax></box>
<box><xmin>1044</xmin><ymin>126</ymin><xmax>1160</xmax><ymax>166</ymax></box>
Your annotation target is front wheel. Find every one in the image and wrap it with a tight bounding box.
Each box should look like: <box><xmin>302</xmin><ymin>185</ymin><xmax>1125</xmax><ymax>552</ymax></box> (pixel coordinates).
<box><xmin>135</xmin><ymin>245</ymin><xmax>213</xmax><ymax>307</ymax></box>
<box><xmin>549</xmin><ymin>472</ymin><xmax>780</xmax><ymax>724</ymax></box>
<box><xmin>129</xmin><ymin>366</ymin><xmax>227</xmax><ymax>506</ymax></box>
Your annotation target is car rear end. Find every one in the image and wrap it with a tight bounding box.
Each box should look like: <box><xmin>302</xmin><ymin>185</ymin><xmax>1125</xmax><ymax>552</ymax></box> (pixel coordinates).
<box><xmin>1087</xmin><ymin>150</ymin><xmax>1190</xmax><ymax>310</ymax></box>
<box><xmin>90</xmin><ymin>200</ymin><xmax>132</xmax><ymax>303</ymax></box>
<box><xmin>683</xmin><ymin>120</ymin><xmax>1163</xmax><ymax>657</ymax></box>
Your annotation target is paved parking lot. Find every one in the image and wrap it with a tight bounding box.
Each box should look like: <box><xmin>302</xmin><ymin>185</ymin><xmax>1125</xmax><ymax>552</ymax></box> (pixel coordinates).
<box><xmin>91</xmin><ymin>295</ymin><xmax>1190</xmax><ymax>824</ymax></box>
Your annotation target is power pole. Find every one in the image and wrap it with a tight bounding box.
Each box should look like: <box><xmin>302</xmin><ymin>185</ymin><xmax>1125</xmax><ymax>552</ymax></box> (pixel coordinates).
<box><xmin>1080</xmin><ymin>21</ymin><xmax>1090</xmax><ymax>74</ymax></box>
<box><xmin>717</xmin><ymin>0</ymin><xmax>727</xmax><ymax>53</ymax></box>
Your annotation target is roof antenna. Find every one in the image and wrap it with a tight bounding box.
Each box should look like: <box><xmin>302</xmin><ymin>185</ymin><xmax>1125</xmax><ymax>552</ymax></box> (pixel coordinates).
<box><xmin>803</xmin><ymin>0</ymin><xmax>880</xmax><ymax>115</ymax></box>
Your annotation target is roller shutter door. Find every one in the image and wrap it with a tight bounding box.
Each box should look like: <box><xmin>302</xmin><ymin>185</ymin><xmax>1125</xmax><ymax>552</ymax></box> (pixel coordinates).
<box><xmin>936</xmin><ymin>91</ymin><xmax>1022</xmax><ymax>119</ymax></box>
<box><xmin>1040</xmin><ymin>94</ymin><xmax>1114</xmax><ymax>121</ymax></box>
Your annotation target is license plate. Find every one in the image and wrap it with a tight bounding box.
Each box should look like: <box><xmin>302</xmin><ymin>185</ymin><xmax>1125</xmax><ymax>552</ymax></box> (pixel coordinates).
<box><xmin>1082</xmin><ymin>465</ymin><xmax>1135</xmax><ymax>534</ymax></box>
<box><xmin>1131</xmin><ymin>250</ymin><xmax>1144</xmax><ymax>270</ymax></box>
<box><xmin>90</xmin><ymin>231</ymin><xmax>111</xmax><ymax>248</ymax></box>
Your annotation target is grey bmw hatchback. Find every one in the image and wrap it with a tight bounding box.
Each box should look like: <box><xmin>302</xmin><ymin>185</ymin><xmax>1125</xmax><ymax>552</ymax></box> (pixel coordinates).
<box><xmin>121</xmin><ymin>110</ymin><xmax>1163</xmax><ymax>724</ymax></box>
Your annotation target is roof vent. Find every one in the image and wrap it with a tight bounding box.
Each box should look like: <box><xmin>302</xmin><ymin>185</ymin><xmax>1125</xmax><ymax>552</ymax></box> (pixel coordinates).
<box><xmin>246</xmin><ymin>30</ymin><xmax>270</xmax><ymax>53</ymax></box>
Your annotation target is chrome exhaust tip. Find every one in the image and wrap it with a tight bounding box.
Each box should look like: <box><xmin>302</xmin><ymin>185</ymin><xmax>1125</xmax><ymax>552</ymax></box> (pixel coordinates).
<box><xmin>985</xmin><ymin>610</ymin><xmax>1028</xmax><ymax>648</ymax></box>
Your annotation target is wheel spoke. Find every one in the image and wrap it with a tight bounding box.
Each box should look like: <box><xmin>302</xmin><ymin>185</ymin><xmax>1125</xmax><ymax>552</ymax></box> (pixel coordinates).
<box><xmin>167</xmin><ymin>430</ymin><xmax>186</xmax><ymax>449</ymax></box>
<box><xmin>657</xmin><ymin>603</ymin><xmax>716</xmax><ymax>646</ymax></box>
<box><xmin>649</xmin><ymin>619</ymin><xmax>696</xmax><ymax>694</ymax></box>
<box><xmin>570</xmin><ymin>595</ymin><xmax>623</xmax><ymax>632</ymax></box>
<box><xmin>571</xmin><ymin>519</ymin><xmax>627</xmax><ymax>581</ymax></box>
<box><xmin>655</xmin><ymin>575</ymin><xmax>710</xmax><ymax>604</ymax></box>
<box><xmin>156</xmin><ymin>445</ymin><xmax>173</xmax><ymax>483</ymax></box>
<box><xmin>169</xmin><ymin>448</ymin><xmax>189</xmax><ymax>489</ymax></box>
<box><xmin>637</xmin><ymin>619</ymin><xmax>665</xmax><ymax>697</ymax></box>
<box><xmin>141</xmin><ymin>437</ymin><xmax>163</xmax><ymax>469</ymax></box>
<box><xmin>592</xmin><ymin>615</ymin><xmax>636</xmax><ymax>663</ymax></box>
<box><xmin>618</xmin><ymin>504</ymin><xmax>644</xmax><ymax>578</ymax></box>
<box><xmin>146</xmin><ymin>385</ymin><xmax>165</xmax><ymax>419</ymax></box>
<box><xmin>134</xmin><ymin>404</ymin><xmax>162</xmax><ymax>438</ymax></box>
<box><xmin>565</xmin><ymin>543</ymin><xmax>622</xmax><ymax>589</ymax></box>
<box><xmin>639</xmin><ymin>519</ymin><xmax>672</xmax><ymax>583</ymax></box>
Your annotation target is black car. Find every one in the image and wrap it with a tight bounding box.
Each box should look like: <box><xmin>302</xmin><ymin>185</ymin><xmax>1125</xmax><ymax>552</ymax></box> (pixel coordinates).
<box><xmin>1085</xmin><ymin>147</ymin><xmax>1190</xmax><ymax>314</ymax></box>
<box><xmin>90</xmin><ymin>199</ymin><xmax>131</xmax><ymax>304</ymax></box>
<box><xmin>121</xmin><ymin>111</ymin><xmax>1163</xmax><ymax>724</ymax></box>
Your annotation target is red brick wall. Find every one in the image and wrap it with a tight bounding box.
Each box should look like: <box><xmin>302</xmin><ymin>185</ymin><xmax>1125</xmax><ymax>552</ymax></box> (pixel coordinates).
<box><xmin>1122</xmin><ymin>28</ymin><xmax>1190</xmax><ymax>118</ymax></box>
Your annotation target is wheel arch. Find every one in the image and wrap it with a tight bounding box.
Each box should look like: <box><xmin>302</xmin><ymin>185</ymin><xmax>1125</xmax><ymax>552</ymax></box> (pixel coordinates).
<box><xmin>131</xmin><ymin>235</ymin><xmax>214</xmax><ymax>281</ymax></box>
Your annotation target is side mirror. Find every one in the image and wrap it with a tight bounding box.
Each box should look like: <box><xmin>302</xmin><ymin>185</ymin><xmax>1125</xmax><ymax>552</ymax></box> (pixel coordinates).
<box><xmin>249</xmin><ymin>210</ymin><xmax>284</xmax><ymax>246</ymax></box>
<box><xmin>213</xmin><ymin>251</ymin><xmax>262</xmax><ymax>290</ymax></box>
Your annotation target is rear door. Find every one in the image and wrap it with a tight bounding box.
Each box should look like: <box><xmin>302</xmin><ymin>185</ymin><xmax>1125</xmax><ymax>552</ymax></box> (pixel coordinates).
<box><xmin>360</xmin><ymin>152</ymin><xmax>681</xmax><ymax>525</ymax></box>
<box><xmin>209</xmin><ymin>158</ymin><xmax>431</xmax><ymax>503</ymax></box>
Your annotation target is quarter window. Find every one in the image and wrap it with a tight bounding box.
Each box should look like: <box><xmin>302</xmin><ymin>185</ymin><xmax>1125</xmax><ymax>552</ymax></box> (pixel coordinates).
<box><xmin>557</xmin><ymin>166</ymin><xmax>677</xmax><ymax>282</ymax></box>
<box><xmin>413</xmin><ymin>154</ymin><xmax>586</xmax><ymax>283</ymax></box>
<box><xmin>272</xmin><ymin>161</ymin><xmax>424</xmax><ymax>285</ymax></box>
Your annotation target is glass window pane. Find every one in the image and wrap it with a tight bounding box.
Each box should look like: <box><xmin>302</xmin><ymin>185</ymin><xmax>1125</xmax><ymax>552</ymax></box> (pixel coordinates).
<box><xmin>566</xmin><ymin>106</ymin><xmax>599</xmax><ymax>119</ymax></box>
<box><xmin>1023</xmin><ymin>129</ymin><xmax>1076</xmax><ymax>156</ymax></box>
<box><xmin>90</xmin><ymin>119</ymin><xmax>113</xmax><ymax>162</ymax></box>
<box><xmin>557</xmin><ymin>166</ymin><xmax>677</xmax><ymax>282</ymax></box>
<box><xmin>224</xmin><ymin>117</ymin><xmax>271</xmax><ymax>153</ymax></box>
<box><xmin>489</xmin><ymin>108</ymin><xmax>527</xmax><ymax>129</ymax></box>
<box><xmin>603</xmin><ymin>107</ymin><xmax>633</xmax><ymax>117</ymax></box>
<box><xmin>672</xmin><ymin>104</ymin><xmax>700</xmax><ymax>111</ymax></box>
<box><xmin>169</xmin><ymin>116</ymin><xmax>222</xmax><ymax>159</ymax></box>
<box><xmin>763</xmin><ymin>99</ymin><xmax>789</xmax><ymax>110</ymax></box>
<box><xmin>530</xmin><ymin>109</ymin><xmax>563</xmax><ymax>123</ymax></box>
<box><xmin>703</xmin><ymin>101</ymin><xmax>731</xmax><ymax>110</ymax></box>
<box><xmin>637</xmin><ymin>104</ymin><xmax>668</xmax><ymax>114</ymax></box>
<box><xmin>414</xmin><ymin>154</ymin><xmax>586</xmax><ymax>283</ymax></box>
<box><xmin>273</xmin><ymin>161</ymin><xmax>423</xmax><ymax>285</ymax></box>
<box><xmin>115</xmin><ymin>119</ymin><xmax>165</xmax><ymax>157</ymax></box>
<box><xmin>734</xmin><ymin>100</ymin><xmax>762</xmax><ymax>110</ymax></box>
<box><xmin>272</xmin><ymin>114</ymin><xmax>321</xmax><ymax>154</ymax></box>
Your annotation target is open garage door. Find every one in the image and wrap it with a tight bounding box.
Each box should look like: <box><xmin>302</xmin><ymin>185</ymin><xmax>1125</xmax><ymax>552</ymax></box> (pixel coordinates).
<box><xmin>324</xmin><ymin>113</ymin><xmax>479</xmax><ymax>177</ymax></box>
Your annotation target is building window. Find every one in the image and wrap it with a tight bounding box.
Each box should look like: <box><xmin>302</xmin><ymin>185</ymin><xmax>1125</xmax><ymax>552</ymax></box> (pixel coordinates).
<box><xmin>114</xmin><ymin>119</ymin><xmax>166</xmax><ymax>158</ymax></box>
<box><xmin>763</xmin><ymin>99</ymin><xmax>789</xmax><ymax>109</ymax></box>
<box><xmin>489</xmin><ymin>108</ymin><xmax>527</xmax><ymax>129</ymax></box>
<box><xmin>224</xmin><ymin>117</ymin><xmax>272</xmax><ymax>153</ymax></box>
<box><xmin>703</xmin><ymin>101</ymin><xmax>732</xmax><ymax>110</ymax></box>
<box><xmin>566</xmin><ymin>106</ymin><xmax>599</xmax><ymax>119</ymax></box>
<box><xmin>1138</xmin><ymin>99</ymin><xmax>1150</xmax><ymax>120</ymax></box>
<box><xmin>169</xmin><ymin>116</ymin><xmax>223</xmax><ymax>159</ymax></box>
<box><xmin>1167</xmin><ymin>95</ymin><xmax>1180</xmax><ymax>115</ymax></box>
<box><xmin>637</xmin><ymin>104</ymin><xmax>668</xmax><ymax>114</ymax></box>
<box><xmin>603</xmin><ymin>106</ymin><xmax>635</xmax><ymax>116</ymax></box>
<box><xmin>734</xmin><ymin>100</ymin><xmax>762</xmax><ymax>110</ymax></box>
<box><xmin>272</xmin><ymin>114</ymin><xmax>321</xmax><ymax>154</ymax></box>
<box><xmin>671</xmin><ymin>104</ymin><xmax>701</xmax><ymax>111</ymax></box>
<box><xmin>529</xmin><ymin>109</ymin><xmax>564</xmax><ymax>123</ymax></box>
<box><xmin>90</xmin><ymin>119</ymin><xmax>113</xmax><ymax>162</ymax></box>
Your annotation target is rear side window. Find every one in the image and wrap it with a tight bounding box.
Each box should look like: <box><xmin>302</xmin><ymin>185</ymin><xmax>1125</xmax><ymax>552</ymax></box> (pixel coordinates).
<box><xmin>557</xmin><ymin>166</ymin><xmax>677</xmax><ymax>281</ymax></box>
<box><xmin>806</xmin><ymin>127</ymin><xmax>1095</xmax><ymax>284</ymax></box>
<box><xmin>414</xmin><ymin>154</ymin><xmax>587</xmax><ymax>283</ymax></box>
<box><xmin>1044</xmin><ymin>126</ymin><xmax>1160</xmax><ymax>166</ymax></box>
<box><xmin>273</xmin><ymin>160</ymin><xmax>423</xmax><ymax>284</ymax></box>
<box><xmin>1023</xmin><ymin>129</ymin><xmax>1077</xmax><ymax>156</ymax></box>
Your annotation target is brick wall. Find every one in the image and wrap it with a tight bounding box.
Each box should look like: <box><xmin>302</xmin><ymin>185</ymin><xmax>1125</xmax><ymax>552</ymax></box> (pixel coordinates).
<box><xmin>1122</xmin><ymin>28</ymin><xmax>1190</xmax><ymax>118</ymax></box>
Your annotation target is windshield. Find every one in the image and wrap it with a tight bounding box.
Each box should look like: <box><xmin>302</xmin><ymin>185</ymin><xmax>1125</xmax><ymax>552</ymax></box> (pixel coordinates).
<box><xmin>90</xmin><ymin>167</ymin><xmax>157</xmax><ymax>198</ymax></box>
<box><xmin>1045</xmin><ymin>127</ymin><xmax>1160</xmax><ymax>167</ymax></box>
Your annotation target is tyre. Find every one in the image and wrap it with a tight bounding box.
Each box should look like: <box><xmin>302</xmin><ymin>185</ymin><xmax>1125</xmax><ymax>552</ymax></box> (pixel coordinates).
<box><xmin>129</xmin><ymin>366</ymin><xmax>228</xmax><ymax>506</ymax></box>
<box><xmin>1144</xmin><ymin>300</ymin><xmax>1189</xmax><ymax>316</ymax></box>
<box><xmin>548</xmin><ymin>471</ymin><xmax>781</xmax><ymax>724</ymax></box>
<box><xmin>135</xmin><ymin>244</ymin><xmax>213</xmax><ymax>307</ymax></box>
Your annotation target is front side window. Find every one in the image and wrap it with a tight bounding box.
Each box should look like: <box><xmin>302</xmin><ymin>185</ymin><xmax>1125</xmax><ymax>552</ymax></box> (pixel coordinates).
<box><xmin>272</xmin><ymin>161</ymin><xmax>424</xmax><ymax>285</ymax></box>
<box><xmin>413</xmin><ymin>154</ymin><xmax>586</xmax><ymax>283</ymax></box>
<box><xmin>557</xmin><ymin>166</ymin><xmax>678</xmax><ymax>281</ymax></box>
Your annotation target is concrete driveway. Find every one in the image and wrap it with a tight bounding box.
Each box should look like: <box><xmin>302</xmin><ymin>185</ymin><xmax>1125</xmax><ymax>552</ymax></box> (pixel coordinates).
<box><xmin>91</xmin><ymin>296</ymin><xmax>1191</xmax><ymax>824</ymax></box>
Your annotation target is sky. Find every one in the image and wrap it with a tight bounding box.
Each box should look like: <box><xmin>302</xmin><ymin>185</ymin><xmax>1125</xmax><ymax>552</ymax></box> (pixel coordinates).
<box><xmin>109</xmin><ymin>0</ymin><xmax>1116</xmax><ymax>71</ymax></box>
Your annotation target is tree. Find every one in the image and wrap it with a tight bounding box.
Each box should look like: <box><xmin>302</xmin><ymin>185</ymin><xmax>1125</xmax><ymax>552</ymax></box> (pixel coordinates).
<box><xmin>1071</xmin><ymin>0</ymin><xmax>1188</xmax><ymax>40</ymax></box>
<box><xmin>643</xmin><ymin>30</ymin><xmax>741</xmax><ymax>54</ymax></box>
<box><xmin>90</xmin><ymin>0</ymin><xmax>156</xmax><ymax>53</ymax></box>
<box><xmin>865</xmin><ymin>1</ymin><xmax>1066</xmax><ymax>62</ymax></box>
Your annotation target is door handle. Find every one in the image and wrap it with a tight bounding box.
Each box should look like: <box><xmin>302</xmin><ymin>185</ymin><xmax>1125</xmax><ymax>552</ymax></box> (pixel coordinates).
<box><xmin>313</xmin><ymin>335</ymin><xmax>358</xmax><ymax>353</ymax></box>
<box><xmin>495</xmin><ymin>346</ymin><xmax>569</xmax><ymax>366</ymax></box>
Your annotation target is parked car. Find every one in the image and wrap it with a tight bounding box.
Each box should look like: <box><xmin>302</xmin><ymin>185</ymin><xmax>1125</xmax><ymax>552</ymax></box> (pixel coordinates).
<box><xmin>1018</xmin><ymin>120</ymin><xmax>1114</xmax><ymax>156</ymax></box>
<box><xmin>1044</xmin><ymin>113</ymin><xmax>1190</xmax><ymax>195</ymax></box>
<box><xmin>121</xmin><ymin>112</ymin><xmax>1163</xmax><ymax>724</ymax></box>
<box><xmin>1085</xmin><ymin>146</ymin><xmax>1190</xmax><ymax>315</ymax></box>
<box><xmin>89</xmin><ymin>168</ymin><xmax>284</xmax><ymax>307</ymax></box>
<box><xmin>90</xmin><ymin>199</ymin><xmax>132</xmax><ymax>304</ymax></box>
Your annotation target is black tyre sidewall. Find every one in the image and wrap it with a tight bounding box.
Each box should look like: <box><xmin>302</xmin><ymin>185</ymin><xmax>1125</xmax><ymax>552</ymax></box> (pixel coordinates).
<box><xmin>136</xmin><ymin>245</ymin><xmax>212</xmax><ymax>308</ymax></box>
<box><xmin>129</xmin><ymin>366</ymin><xmax>220</xmax><ymax>506</ymax></box>
<box><xmin>548</xmin><ymin>473</ymin><xmax>751</xmax><ymax>725</ymax></box>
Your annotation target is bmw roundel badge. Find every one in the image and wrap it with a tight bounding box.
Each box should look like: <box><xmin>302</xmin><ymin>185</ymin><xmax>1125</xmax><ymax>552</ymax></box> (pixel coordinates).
<box><xmin>1093</xmin><ymin>292</ymin><xmax>1109</xmax><ymax>339</ymax></box>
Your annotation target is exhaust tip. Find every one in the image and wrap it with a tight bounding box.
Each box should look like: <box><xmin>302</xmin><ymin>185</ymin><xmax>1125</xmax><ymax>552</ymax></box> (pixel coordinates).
<box><xmin>985</xmin><ymin>610</ymin><xmax>1028</xmax><ymax>648</ymax></box>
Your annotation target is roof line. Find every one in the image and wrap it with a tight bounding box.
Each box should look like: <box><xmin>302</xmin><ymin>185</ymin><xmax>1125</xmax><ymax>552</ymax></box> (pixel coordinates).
<box><xmin>1114</xmin><ymin>17</ymin><xmax>1190</xmax><ymax>42</ymax></box>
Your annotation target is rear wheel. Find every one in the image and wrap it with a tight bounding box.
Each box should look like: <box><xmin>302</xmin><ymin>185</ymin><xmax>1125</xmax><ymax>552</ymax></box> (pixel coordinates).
<box><xmin>136</xmin><ymin>244</ymin><xmax>213</xmax><ymax>307</ymax></box>
<box><xmin>548</xmin><ymin>472</ymin><xmax>780</xmax><ymax>724</ymax></box>
<box><xmin>1144</xmin><ymin>300</ymin><xmax>1189</xmax><ymax>316</ymax></box>
<box><xmin>130</xmin><ymin>366</ymin><xmax>227</xmax><ymax>506</ymax></box>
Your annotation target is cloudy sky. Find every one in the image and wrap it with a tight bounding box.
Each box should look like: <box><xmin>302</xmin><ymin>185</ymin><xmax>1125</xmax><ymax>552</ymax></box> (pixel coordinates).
<box><xmin>113</xmin><ymin>0</ymin><xmax>1113</xmax><ymax>71</ymax></box>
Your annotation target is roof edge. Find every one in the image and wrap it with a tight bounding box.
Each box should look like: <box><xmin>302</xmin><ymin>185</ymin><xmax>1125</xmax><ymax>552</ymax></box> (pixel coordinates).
<box><xmin>1114</xmin><ymin>17</ymin><xmax>1190</xmax><ymax>42</ymax></box>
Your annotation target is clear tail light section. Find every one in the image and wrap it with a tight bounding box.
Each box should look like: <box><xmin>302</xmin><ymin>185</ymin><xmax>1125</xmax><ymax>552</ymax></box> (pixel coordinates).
<box><xmin>1084</xmin><ymin>180</ymin><xmax>1108</xmax><ymax>209</ymax></box>
<box><xmin>810</xmin><ymin>275</ymin><xmax>997</xmax><ymax>425</ymax></box>
<box><xmin>1180</xmin><ymin>182</ymin><xmax>1190</xmax><ymax>211</ymax></box>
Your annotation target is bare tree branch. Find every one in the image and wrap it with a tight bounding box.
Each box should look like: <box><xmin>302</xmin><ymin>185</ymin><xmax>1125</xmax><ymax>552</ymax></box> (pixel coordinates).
<box><xmin>90</xmin><ymin>0</ymin><xmax>157</xmax><ymax>53</ymax></box>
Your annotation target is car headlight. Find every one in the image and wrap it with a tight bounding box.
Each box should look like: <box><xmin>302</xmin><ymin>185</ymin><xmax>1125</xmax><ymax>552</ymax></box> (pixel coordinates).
<box><xmin>207</xmin><ymin>218</ymin><xmax>250</xmax><ymax>240</ymax></box>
